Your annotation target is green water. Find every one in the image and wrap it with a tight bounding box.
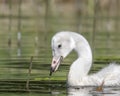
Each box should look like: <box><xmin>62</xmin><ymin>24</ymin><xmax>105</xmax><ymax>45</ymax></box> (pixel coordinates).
<box><xmin>0</xmin><ymin>59</ymin><xmax>119</xmax><ymax>96</ymax></box>
<box><xmin>0</xmin><ymin>49</ymin><xmax>119</xmax><ymax>96</ymax></box>
<box><xmin>0</xmin><ymin>1</ymin><xmax>120</xmax><ymax>95</ymax></box>
<box><xmin>0</xmin><ymin>32</ymin><xmax>119</xmax><ymax>95</ymax></box>
<box><xmin>0</xmin><ymin>85</ymin><xmax>120</xmax><ymax>96</ymax></box>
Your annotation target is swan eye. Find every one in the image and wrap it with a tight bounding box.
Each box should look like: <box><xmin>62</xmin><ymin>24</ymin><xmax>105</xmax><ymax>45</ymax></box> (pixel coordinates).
<box><xmin>58</xmin><ymin>44</ymin><xmax>62</xmax><ymax>48</ymax></box>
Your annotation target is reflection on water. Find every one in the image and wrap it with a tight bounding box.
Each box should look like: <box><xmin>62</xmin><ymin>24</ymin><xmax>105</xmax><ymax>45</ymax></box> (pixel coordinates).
<box><xmin>3</xmin><ymin>81</ymin><xmax>118</xmax><ymax>96</ymax></box>
<box><xmin>1</xmin><ymin>86</ymin><xmax>120</xmax><ymax>96</ymax></box>
<box><xmin>67</xmin><ymin>86</ymin><xmax>120</xmax><ymax>96</ymax></box>
<box><xmin>67</xmin><ymin>87</ymin><xmax>92</xmax><ymax>96</ymax></box>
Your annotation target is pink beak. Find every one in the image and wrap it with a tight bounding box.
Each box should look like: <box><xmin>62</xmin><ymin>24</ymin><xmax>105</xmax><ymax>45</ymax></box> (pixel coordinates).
<box><xmin>49</xmin><ymin>56</ymin><xmax>63</xmax><ymax>76</ymax></box>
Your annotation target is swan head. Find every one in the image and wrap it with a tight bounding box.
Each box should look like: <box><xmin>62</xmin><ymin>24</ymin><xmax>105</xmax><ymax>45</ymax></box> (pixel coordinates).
<box><xmin>50</xmin><ymin>32</ymin><xmax>75</xmax><ymax>76</ymax></box>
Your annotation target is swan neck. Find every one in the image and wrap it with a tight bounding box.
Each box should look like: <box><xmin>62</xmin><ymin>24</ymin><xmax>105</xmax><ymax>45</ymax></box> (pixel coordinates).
<box><xmin>68</xmin><ymin>35</ymin><xmax>92</xmax><ymax>85</ymax></box>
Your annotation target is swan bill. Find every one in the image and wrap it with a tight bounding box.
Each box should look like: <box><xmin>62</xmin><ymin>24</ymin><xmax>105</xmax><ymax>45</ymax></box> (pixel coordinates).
<box><xmin>49</xmin><ymin>67</ymin><xmax>54</xmax><ymax>76</ymax></box>
<box><xmin>50</xmin><ymin>56</ymin><xmax>63</xmax><ymax>76</ymax></box>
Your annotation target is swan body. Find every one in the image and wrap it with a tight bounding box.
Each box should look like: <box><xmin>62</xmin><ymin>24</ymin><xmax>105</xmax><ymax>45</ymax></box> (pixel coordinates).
<box><xmin>50</xmin><ymin>31</ymin><xmax>120</xmax><ymax>86</ymax></box>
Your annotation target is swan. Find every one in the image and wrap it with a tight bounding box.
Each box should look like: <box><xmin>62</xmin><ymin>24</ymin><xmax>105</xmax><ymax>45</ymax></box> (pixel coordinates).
<box><xmin>49</xmin><ymin>31</ymin><xmax>120</xmax><ymax>86</ymax></box>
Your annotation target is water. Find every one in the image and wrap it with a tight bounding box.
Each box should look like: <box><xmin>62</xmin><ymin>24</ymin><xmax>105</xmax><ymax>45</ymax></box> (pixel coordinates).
<box><xmin>0</xmin><ymin>60</ymin><xmax>120</xmax><ymax>96</ymax></box>
<box><xmin>0</xmin><ymin>48</ymin><xmax>119</xmax><ymax>95</ymax></box>
<box><xmin>0</xmin><ymin>85</ymin><xmax>120</xmax><ymax>96</ymax></box>
<box><xmin>67</xmin><ymin>86</ymin><xmax>120</xmax><ymax>96</ymax></box>
<box><xmin>0</xmin><ymin>42</ymin><xmax>120</xmax><ymax>95</ymax></box>
<box><xmin>0</xmin><ymin>1</ymin><xmax>120</xmax><ymax>95</ymax></box>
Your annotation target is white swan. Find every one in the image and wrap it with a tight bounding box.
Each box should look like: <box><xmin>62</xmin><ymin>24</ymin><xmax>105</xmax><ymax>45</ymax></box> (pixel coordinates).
<box><xmin>50</xmin><ymin>31</ymin><xmax>120</xmax><ymax>86</ymax></box>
